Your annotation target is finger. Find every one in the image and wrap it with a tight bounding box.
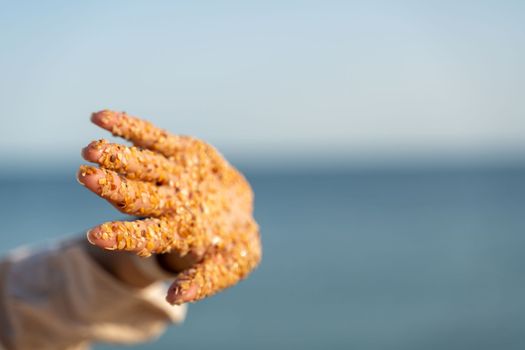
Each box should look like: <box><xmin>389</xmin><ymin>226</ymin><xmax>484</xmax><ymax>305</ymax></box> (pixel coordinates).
<box><xmin>82</xmin><ymin>139</ymin><xmax>184</xmax><ymax>186</ymax></box>
<box><xmin>91</xmin><ymin>110</ymin><xmax>225</xmax><ymax>171</ymax></box>
<box><xmin>77</xmin><ymin>165</ymin><xmax>187</xmax><ymax>217</ymax></box>
<box><xmin>86</xmin><ymin>215</ymin><xmax>210</xmax><ymax>258</ymax></box>
<box><xmin>166</xmin><ymin>221</ymin><xmax>261</xmax><ymax>305</ymax></box>
<box><xmin>91</xmin><ymin>110</ymin><xmax>196</xmax><ymax>158</ymax></box>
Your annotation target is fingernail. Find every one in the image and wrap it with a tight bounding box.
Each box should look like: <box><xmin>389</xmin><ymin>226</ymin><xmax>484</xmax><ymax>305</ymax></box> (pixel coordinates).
<box><xmin>87</xmin><ymin>227</ymin><xmax>117</xmax><ymax>250</ymax></box>
<box><xmin>76</xmin><ymin>172</ymin><xmax>85</xmax><ymax>186</ymax></box>
<box><xmin>91</xmin><ymin>110</ymin><xmax>115</xmax><ymax>128</ymax></box>
<box><xmin>86</xmin><ymin>228</ymin><xmax>100</xmax><ymax>245</ymax></box>
<box><xmin>166</xmin><ymin>282</ymin><xmax>198</xmax><ymax>305</ymax></box>
<box><xmin>81</xmin><ymin>141</ymin><xmax>104</xmax><ymax>162</ymax></box>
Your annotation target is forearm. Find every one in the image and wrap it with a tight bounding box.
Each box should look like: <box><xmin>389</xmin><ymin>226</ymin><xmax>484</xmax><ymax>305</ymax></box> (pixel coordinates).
<box><xmin>0</xmin><ymin>237</ymin><xmax>186</xmax><ymax>350</ymax></box>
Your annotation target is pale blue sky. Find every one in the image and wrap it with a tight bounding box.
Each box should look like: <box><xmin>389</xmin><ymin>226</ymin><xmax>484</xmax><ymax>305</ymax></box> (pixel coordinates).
<box><xmin>1</xmin><ymin>0</ymin><xmax>524</xmax><ymax>167</ymax></box>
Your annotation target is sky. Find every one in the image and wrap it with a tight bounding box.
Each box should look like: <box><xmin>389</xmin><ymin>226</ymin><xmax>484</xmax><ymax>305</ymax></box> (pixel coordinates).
<box><xmin>0</xmin><ymin>0</ymin><xmax>524</xmax><ymax>169</ymax></box>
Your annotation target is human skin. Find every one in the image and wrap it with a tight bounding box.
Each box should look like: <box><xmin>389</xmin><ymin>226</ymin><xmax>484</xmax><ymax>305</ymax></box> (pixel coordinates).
<box><xmin>77</xmin><ymin>110</ymin><xmax>262</xmax><ymax>305</ymax></box>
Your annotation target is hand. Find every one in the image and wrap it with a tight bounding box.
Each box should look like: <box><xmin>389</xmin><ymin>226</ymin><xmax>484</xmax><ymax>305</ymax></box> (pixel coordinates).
<box><xmin>77</xmin><ymin>110</ymin><xmax>261</xmax><ymax>305</ymax></box>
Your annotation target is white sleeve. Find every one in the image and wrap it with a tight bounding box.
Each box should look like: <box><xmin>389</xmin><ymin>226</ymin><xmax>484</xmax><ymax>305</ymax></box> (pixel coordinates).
<box><xmin>0</xmin><ymin>239</ymin><xmax>186</xmax><ymax>350</ymax></box>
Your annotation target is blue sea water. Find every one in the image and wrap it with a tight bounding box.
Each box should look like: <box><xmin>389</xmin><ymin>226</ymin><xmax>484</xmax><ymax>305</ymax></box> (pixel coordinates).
<box><xmin>0</xmin><ymin>166</ymin><xmax>524</xmax><ymax>349</ymax></box>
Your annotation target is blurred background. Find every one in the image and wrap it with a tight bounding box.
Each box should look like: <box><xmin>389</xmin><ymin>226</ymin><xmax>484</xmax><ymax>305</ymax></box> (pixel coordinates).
<box><xmin>1</xmin><ymin>1</ymin><xmax>524</xmax><ymax>349</ymax></box>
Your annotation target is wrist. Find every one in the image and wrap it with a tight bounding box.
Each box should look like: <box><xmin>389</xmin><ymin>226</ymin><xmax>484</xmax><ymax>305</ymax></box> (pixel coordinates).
<box><xmin>82</xmin><ymin>238</ymin><xmax>163</xmax><ymax>288</ymax></box>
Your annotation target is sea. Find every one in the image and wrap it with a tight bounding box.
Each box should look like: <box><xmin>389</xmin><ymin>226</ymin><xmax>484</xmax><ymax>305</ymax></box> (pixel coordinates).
<box><xmin>0</xmin><ymin>164</ymin><xmax>524</xmax><ymax>350</ymax></box>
